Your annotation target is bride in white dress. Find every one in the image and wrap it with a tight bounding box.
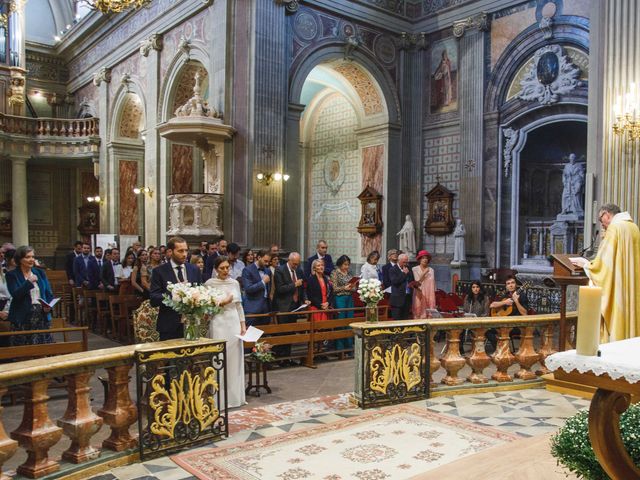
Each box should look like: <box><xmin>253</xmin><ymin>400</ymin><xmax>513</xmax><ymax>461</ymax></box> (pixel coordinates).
<box><xmin>205</xmin><ymin>256</ymin><xmax>247</xmax><ymax>408</ymax></box>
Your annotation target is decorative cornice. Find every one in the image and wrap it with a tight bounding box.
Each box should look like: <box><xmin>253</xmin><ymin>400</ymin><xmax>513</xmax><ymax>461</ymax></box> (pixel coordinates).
<box><xmin>453</xmin><ymin>12</ymin><xmax>489</xmax><ymax>38</ymax></box>
<box><xmin>139</xmin><ymin>33</ymin><xmax>164</xmax><ymax>57</ymax></box>
<box><xmin>93</xmin><ymin>67</ymin><xmax>112</xmax><ymax>87</ymax></box>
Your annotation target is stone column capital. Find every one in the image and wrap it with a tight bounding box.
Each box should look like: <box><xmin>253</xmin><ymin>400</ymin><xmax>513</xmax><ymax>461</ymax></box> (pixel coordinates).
<box><xmin>93</xmin><ymin>67</ymin><xmax>112</xmax><ymax>87</ymax></box>
<box><xmin>139</xmin><ymin>33</ymin><xmax>164</xmax><ymax>57</ymax></box>
<box><xmin>453</xmin><ymin>12</ymin><xmax>489</xmax><ymax>38</ymax></box>
<box><xmin>274</xmin><ymin>0</ymin><xmax>298</xmax><ymax>14</ymax></box>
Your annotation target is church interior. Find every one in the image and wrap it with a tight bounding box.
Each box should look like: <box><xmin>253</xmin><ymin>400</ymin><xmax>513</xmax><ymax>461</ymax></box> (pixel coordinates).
<box><xmin>0</xmin><ymin>0</ymin><xmax>639</xmax><ymax>479</ymax></box>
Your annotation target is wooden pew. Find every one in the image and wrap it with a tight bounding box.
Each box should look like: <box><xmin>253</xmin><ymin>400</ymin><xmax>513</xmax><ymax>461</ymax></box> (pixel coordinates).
<box><xmin>0</xmin><ymin>326</ymin><xmax>89</xmax><ymax>361</ymax></box>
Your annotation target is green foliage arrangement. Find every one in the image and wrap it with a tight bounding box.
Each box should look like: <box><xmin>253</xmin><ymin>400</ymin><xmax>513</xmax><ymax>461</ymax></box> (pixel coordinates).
<box><xmin>550</xmin><ymin>402</ymin><xmax>640</xmax><ymax>479</ymax></box>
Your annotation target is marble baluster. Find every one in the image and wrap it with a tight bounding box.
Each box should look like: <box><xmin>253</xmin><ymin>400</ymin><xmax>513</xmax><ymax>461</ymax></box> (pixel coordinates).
<box><xmin>97</xmin><ymin>365</ymin><xmax>137</xmax><ymax>451</ymax></box>
<box><xmin>429</xmin><ymin>330</ymin><xmax>441</xmax><ymax>386</ymax></box>
<box><xmin>466</xmin><ymin>329</ymin><xmax>490</xmax><ymax>383</ymax></box>
<box><xmin>10</xmin><ymin>379</ymin><xmax>63</xmax><ymax>478</ymax></box>
<box><xmin>0</xmin><ymin>388</ymin><xmax>18</xmax><ymax>480</ymax></box>
<box><xmin>536</xmin><ymin>323</ymin><xmax>558</xmax><ymax>376</ymax></box>
<box><xmin>57</xmin><ymin>372</ymin><xmax>103</xmax><ymax>463</ymax></box>
<box><xmin>514</xmin><ymin>326</ymin><xmax>538</xmax><ymax>380</ymax></box>
<box><xmin>490</xmin><ymin>327</ymin><xmax>516</xmax><ymax>382</ymax></box>
<box><xmin>440</xmin><ymin>329</ymin><xmax>466</xmax><ymax>385</ymax></box>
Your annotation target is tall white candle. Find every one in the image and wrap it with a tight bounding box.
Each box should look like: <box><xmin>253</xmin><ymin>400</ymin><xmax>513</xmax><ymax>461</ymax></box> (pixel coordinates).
<box><xmin>576</xmin><ymin>285</ymin><xmax>602</xmax><ymax>356</ymax></box>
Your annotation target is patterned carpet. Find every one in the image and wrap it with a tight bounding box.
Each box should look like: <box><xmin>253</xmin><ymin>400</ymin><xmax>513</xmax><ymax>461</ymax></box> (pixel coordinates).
<box><xmin>172</xmin><ymin>404</ymin><xmax>519</xmax><ymax>480</ymax></box>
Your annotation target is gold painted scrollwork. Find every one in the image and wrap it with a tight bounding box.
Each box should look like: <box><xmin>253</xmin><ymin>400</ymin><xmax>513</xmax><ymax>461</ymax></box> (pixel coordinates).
<box><xmin>364</xmin><ymin>326</ymin><xmax>425</xmax><ymax>336</ymax></box>
<box><xmin>148</xmin><ymin>367</ymin><xmax>219</xmax><ymax>439</ymax></box>
<box><xmin>369</xmin><ymin>343</ymin><xmax>422</xmax><ymax>394</ymax></box>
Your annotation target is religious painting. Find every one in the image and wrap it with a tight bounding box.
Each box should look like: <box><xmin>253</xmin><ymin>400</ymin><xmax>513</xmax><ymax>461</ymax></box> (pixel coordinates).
<box><xmin>357</xmin><ymin>185</ymin><xmax>382</xmax><ymax>237</ymax></box>
<box><xmin>323</xmin><ymin>152</ymin><xmax>346</xmax><ymax>195</ymax></box>
<box><xmin>78</xmin><ymin>204</ymin><xmax>99</xmax><ymax>235</ymax></box>
<box><xmin>424</xmin><ymin>182</ymin><xmax>455</xmax><ymax>235</ymax></box>
<box><xmin>430</xmin><ymin>38</ymin><xmax>458</xmax><ymax>114</ymax></box>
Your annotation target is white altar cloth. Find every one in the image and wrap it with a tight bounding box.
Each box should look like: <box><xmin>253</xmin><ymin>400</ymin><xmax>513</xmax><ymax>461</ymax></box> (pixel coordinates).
<box><xmin>546</xmin><ymin>337</ymin><xmax>640</xmax><ymax>384</ymax></box>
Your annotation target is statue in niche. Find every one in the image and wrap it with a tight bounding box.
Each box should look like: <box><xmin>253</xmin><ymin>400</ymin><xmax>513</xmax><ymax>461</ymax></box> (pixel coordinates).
<box><xmin>451</xmin><ymin>218</ymin><xmax>466</xmax><ymax>264</ymax></box>
<box><xmin>560</xmin><ymin>153</ymin><xmax>585</xmax><ymax>216</ymax></box>
<box><xmin>396</xmin><ymin>214</ymin><xmax>416</xmax><ymax>258</ymax></box>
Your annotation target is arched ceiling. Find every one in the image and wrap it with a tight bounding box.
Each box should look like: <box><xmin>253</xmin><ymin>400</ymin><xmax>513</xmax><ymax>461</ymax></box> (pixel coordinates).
<box><xmin>25</xmin><ymin>0</ymin><xmax>82</xmax><ymax>46</ymax></box>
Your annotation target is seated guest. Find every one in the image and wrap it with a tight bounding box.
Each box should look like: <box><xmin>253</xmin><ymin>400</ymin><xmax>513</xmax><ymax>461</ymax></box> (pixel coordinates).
<box><xmin>307</xmin><ymin>259</ymin><xmax>333</xmax><ymax>322</ymax></box>
<box><xmin>305</xmin><ymin>240</ymin><xmax>334</xmax><ymax>278</ymax></box>
<box><xmin>241</xmin><ymin>249</ymin><xmax>272</xmax><ymax>325</ymax></box>
<box><xmin>330</xmin><ymin>255</ymin><xmax>355</xmax><ymax>351</ymax></box>
<box><xmin>360</xmin><ymin>250</ymin><xmax>382</xmax><ymax>281</ymax></box>
<box><xmin>6</xmin><ymin>246</ymin><xmax>54</xmax><ymax>346</ymax></box>
<box><xmin>73</xmin><ymin>242</ymin><xmax>101</xmax><ymax>290</ymax></box>
<box><xmin>131</xmin><ymin>250</ymin><xmax>150</xmax><ymax>298</ymax></box>
<box><xmin>489</xmin><ymin>275</ymin><xmax>528</xmax><ymax>349</ymax></box>
<box><xmin>463</xmin><ymin>281</ymin><xmax>490</xmax><ymax>317</ymax></box>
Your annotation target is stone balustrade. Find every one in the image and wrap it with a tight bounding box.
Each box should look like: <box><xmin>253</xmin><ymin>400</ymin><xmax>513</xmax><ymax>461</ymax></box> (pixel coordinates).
<box><xmin>167</xmin><ymin>193</ymin><xmax>224</xmax><ymax>237</ymax></box>
<box><xmin>0</xmin><ymin>114</ymin><xmax>99</xmax><ymax>137</ymax></box>
<box><xmin>426</xmin><ymin>312</ymin><xmax>576</xmax><ymax>392</ymax></box>
<box><xmin>0</xmin><ymin>338</ymin><xmax>215</xmax><ymax>479</ymax></box>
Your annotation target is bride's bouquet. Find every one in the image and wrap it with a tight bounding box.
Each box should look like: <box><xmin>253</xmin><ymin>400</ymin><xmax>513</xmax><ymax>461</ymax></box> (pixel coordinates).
<box><xmin>162</xmin><ymin>282</ymin><xmax>226</xmax><ymax>340</ymax></box>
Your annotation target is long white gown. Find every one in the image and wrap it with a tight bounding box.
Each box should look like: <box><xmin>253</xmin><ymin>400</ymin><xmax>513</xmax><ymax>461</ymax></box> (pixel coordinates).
<box><xmin>205</xmin><ymin>277</ymin><xmax>246</xmax><ymax>409</ymax></box>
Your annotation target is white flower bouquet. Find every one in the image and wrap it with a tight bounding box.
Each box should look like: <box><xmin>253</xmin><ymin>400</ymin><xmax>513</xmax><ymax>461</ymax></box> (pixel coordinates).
<box><xmin>162</xmin><ymin>282</ymin><xmax>226</xmax><ymax>340</ymax></box>
<box><xmin>357</xmin><ymin>278</ymin><xmax>384</xmax><ymax>305</ymax></box>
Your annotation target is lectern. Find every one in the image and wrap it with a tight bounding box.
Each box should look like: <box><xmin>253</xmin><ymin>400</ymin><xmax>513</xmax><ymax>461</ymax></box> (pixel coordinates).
<box><xmin>550</xmin><ymin>254</ymin><xmax>589</xmax><ymax>351</ymax></box>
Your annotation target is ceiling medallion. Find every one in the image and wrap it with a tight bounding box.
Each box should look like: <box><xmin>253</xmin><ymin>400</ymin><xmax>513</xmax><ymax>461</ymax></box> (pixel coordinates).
<box><xmin>81</xmin><ymin>0</ymin><xmax>151</xmax><ymax>14</ymax></box>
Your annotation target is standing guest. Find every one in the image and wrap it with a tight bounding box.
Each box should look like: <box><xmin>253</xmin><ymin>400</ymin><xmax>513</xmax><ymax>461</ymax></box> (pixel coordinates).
<box><xmin>382</xmin><ymin>249</ymin><xmax>399</xmax><ymax>289</ymax></box>
<box><xmin>1</xmin><ymin>243</ymin><xmax>15</xmax><ymax>271</ymax></box>
<box><xmin>227</xmin><ymin>243</ymin><xmax>245</xmax><ymax>281</ymax></box>
<box><xmin>147</xmin><ymin>247</ymin><xmax>162</xmax><ymax>274</ymax></box>
<box><xmin>273</xmin><ymin>252</ymin><xmax>309</xmax><ymax>360</ymax></box>
<box><xmin>330</xmin><ymin>255</ymin><xmax>355</xmax><ymax>351</ymax></box>
<box><xmin>360</xmin><ymin>251</ymin><xmax>382</xmax><ymax>281</ymax></box>
<box><xmin>241</xmin><ymin>250</ymin><xmax>272</xmax><ymax>325</ymax></box>
<box><xmin>158</xmin><ymin>245</ymin><xmax>167</xmax><ymax>262</ymax></box>
<box><xmin>208</xmin><ymin>241</ymin><xmax>220</xmax><ymax>258</ymax></box>
<box><xmin>411</xmin><ymin>250</ymin><xmax>436</xmax><ymax>319</ymax></box>
<box><xmin>94</xmin><ymin>246</ymin><xmax>105</xmax><ymax>274</ymax></box>
<box><xmin>190</xmin><ymin>255</ymin><xmax>205</xmax><ymax>274</ymax></box>
<box><xmin>305</xmin><ymin>240</ymin><xmax>334</xmax><ymax>278</ymax></box>
<box><xmin>6</xmin><ymin>246</ymin><xmax>54</xmax><ymax>345</ymax></box>
<box><xmin>241</xmin><ymin>249</ymin><xmax>255</xmax><ymax>266</ymax></box>
<box><xmin>65</xmin><ymin>241</ymin><xmax>83</xmax><ymax>285</ymax></box>
<box><xmin>131</xmin><ymin>250</ymin><xmax>150</xmax><ymax>298</ymax></box>
<box><xmin>163</xmin><ymin>247</ymin><xmax>172</xmax><ymax>264</ymax></box>
<box><xmin>101</xmin><ymin>248</ymin><xmax>121</xmax><ymax>291</ymax></box>
<box><xmin>121</xmin><ymin>252</ymin><xmax>136</xmax><ymax>280</ymax></box>
<box><xmin>205</xmin><ymin>256</ymin><xmax>246</xmax><ymax>408</ymax></box>
<box><xmin>204</xmin><ymin>240</ymin><xmax>225</xmax><ymax>280</ymax></box>
<box><xmin>218</xmin><ymin>239</ymin><xmax>228</xmax><ymax>256</ymax></box>
<box><xmin>150</xmin><ymin>237</ymin><xmax>202</xmax><ymax>340</ymax></box>
<box><xmin>389</xmin><ymin>253</ymin><xmax>414</xmax><ymax>320</ymax></box>
<box><xmin>198</xmin><ymin>241</ymin><xmax>209</xmax><ymax>259</ymax></box>
<box><xmin>306</xmin><ymin>259</ymin><xmax>333</xmax><ymax>322</ymax></box>
<box><xmin>268</xmin><ymin>255</ymin><xmax>280</xmax><ymax>301</ymax></box>
<box><xmin>0</xmin><ymin>248</ymin><xmax>10</xmax><ymax>337</ymax></box>
<box><xmin>73</xmin><ymin>242</ymin><xmax>101</xmax><ymax>290</ymax></box>
<box><xmin>270</xmin><ymin>244</ymin><xmax>284</xmax><ymax>265</ymax></box>
<box><xmin>3</xmin><ymin>249</ymin><xmax>16</xmax><ymax>272</ymax></box>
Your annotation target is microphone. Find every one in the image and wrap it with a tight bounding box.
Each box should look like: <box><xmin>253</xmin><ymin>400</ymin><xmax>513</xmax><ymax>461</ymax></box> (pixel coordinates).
<box><xmin>579</xmin><ymin>230</ymin><xmax>599</xmax><ymax>256</ymax></box>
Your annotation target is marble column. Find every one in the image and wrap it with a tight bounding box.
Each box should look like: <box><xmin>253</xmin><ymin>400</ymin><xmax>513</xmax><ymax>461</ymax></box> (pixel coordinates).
<box><xmin>140</xmin><ymin>34</ymin><xmax>163</xmax><ymax>247</ymax></box>
<box><xmin>456</xmin><ymin>15</ymin><xmax>487</xmax><ymax>269</ymax></box>
<box><xmin>283</xmin><ymin>103</ymin><xmax>305</xmax><ymax>252</ymax></box>
<box><xmin>587</xmin><ymin>0</ymin><xmax>640</xmax><ymax>236</ymax></box>
<box><xmin>11</xmin><ymin>156</ymin><xmax>28</xmax><ymax>246</ymax></box>
<box><xmin>251</xmin><ymin>0</ymin><xmax>288</xmax><ymax>246</ymax></box>
<box><xmin>93</xmin><ymin>68</ymin><xmax>112</xmax><ymax>233</ymax></box>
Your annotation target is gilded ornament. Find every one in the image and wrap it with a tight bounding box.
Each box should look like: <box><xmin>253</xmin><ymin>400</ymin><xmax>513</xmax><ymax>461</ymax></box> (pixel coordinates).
<box><xmin>364</xmin><ymin>326</ymin><xmax>425</xmax><ymax>336</ymax></box>
<box><xmin>148</xmin><ymin>367</ymin><xmax>219</xmax><ymax>439</ymax></box>
<box><xmin>369</xmin><ymin>343</ymin><xmax>422</xmax><ymax>394</ymax></box>
<box><xmin>138</xmin><ymin>343</ymin><xmax>224</xmax><ymax>363</ymax></box>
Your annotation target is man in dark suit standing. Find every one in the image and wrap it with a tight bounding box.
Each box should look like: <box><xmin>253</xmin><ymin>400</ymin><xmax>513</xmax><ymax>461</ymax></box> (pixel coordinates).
<box><xmin>381</xmin><ymin>249</ymin><xmax>399</xmax><ymax>290</ymax></box>
<box><xmin>73</xmin><ymin>242</ymin><xmax>101</xmax><ymax>289</ymax></box>
<box><xmin>304</xmin><ymin>240</ymin><xmax>334</xmax><ymax>278</ymax></box>
<box><xmin>203</xmin><ymin>241</ymin><xmax>221</xmax><ymax>281</ymax></box>
<box><xmin>241</xmin><ymin>249</ymin><xmax>272</xmax><ymax>326</ymax></box>
<box><xmin>101</xmin><ymin>248</ymin><xmax>120</xmax><ymax>291</ymax></box>
<box><xmin>389</xmin><ymin>253</ymin><xmax>414</xmax><ymax>320</ymax></box>
<box><xmin>65</xmin><ymin>241</ymin><xmax>83</xmax><ymax>285</ymax></box>
<box><xmin>150</xmin><ymin>236</ymin><xmax>203</xmax><ymax>340</ymax></box>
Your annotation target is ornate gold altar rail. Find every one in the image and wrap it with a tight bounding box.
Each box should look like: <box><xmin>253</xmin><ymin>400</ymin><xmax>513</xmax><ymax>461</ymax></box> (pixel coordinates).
<box><xmin>426</xmin><ymin>312</ymin><xmax>577</xmax><ymax>393</ymax></box>
<box><xmin>0</xmin><ymin>113</ymin><xmax>99</xmax><ymax>137</ymax></box>
<box><xmin>0</xmin><ymin>339</ymin><xmax>212</xmax><ymax>479</ymax></box>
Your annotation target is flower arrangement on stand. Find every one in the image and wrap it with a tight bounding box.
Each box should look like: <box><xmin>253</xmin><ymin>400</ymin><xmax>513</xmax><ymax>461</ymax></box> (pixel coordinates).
<box><xmin>357</xmin><ymin>278</ymin><xmax>384</xmax><ymax>323</ymax></box>
<box><xmin>162</xmin><ymin>282</ymin><xmax>226</xmax><ymax>341</ymax></box>
<box><xmin>250</xmin><ymin>342</ymin><xmax>275</xmax><ymax>363</ymax></box>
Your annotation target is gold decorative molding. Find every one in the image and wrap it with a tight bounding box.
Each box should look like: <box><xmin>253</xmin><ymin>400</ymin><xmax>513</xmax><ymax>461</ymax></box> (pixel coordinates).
<box><xmin>369</xmin><ymin>343</ymin><xmax>422</xmax><ymax>394</ymax></box>
<box><xmin>138</xmin><ymin>343</ymin><xmax>224</xmax><ymax>363</ymax></box>
<box><xmin>148</xmin><ymin>368</ymin><xmax>219</xmax><ymax>439</ymax></box>
<box><xmin>453</xmin><ymin>12</ymin><xmax>489</xmax><ymax>38</ymax></box>
<box><xmin>139</xmin><ymin>33</ymin><xmax>163</xmax><ymax>57</ymax></box>
<box><xmin>364</xmin><ymin>326</ymin><xmax>425</xmax><ymax>337</ymax></box>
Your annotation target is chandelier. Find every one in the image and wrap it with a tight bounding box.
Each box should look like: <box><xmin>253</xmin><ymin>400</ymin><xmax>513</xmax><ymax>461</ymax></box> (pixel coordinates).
<box><xmin>613</xmin><ymin>83</ymin><xmax>640</xmax><ymax>141</ymax></box>
<box><xmin>81</xmin><ymin>0</ymin><xmax>151</xmax><ymax>14</ymax></box>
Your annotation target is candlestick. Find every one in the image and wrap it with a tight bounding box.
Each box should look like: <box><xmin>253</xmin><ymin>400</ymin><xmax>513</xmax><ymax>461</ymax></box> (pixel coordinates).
<box><xmin>576</xmin><ymin>285</ymin><xmax>602</xmax><ymax>356</ymax></box>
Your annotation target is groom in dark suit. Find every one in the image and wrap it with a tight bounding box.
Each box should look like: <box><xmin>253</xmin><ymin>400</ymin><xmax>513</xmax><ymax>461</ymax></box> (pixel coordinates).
<box><xmin>150</xmin><ymin>236</ymin><xmax>203</xmax><ymax>340</ymax></box>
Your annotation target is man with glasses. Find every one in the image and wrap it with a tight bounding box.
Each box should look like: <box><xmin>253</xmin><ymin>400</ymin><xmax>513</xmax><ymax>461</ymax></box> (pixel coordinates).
<box><xmin>572</xmin><ymin>203</ymin><xmax>640</xmax><ymax>341</ymax></box>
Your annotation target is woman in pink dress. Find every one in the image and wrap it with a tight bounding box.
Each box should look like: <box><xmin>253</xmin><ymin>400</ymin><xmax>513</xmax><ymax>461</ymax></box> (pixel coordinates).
<box><xmin>412</xmin><ymin>250</ymin><xmax>436</xmax><ymax>318</ymax></box>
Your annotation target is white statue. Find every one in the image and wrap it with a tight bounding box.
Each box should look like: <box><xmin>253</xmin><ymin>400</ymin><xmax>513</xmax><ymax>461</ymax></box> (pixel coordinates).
<box><xmin>396</xmin><ymin>214</ymin><xmax>416</xmax><ymax>258</ymax></box>
<box><xmin>452</xmin><ymin>218</ymin><xmax>466</xmax><ymax>264</ymax></box>
<box><xmin>561</xmin><ymin>153</ymin><xmax>585</xmax><ymax>216</ymax></box>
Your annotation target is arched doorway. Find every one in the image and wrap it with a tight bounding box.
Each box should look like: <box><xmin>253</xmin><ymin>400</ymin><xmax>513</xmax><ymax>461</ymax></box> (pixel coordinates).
<box><xmin>298</xmin><ymin>60</ymin><xmax>390</xmax><ymax>263</ymax></box>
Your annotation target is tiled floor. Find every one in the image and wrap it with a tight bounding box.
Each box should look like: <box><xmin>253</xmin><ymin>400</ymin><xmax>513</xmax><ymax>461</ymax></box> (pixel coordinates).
<box><xmin>90</xmin><ymin>389</ymin><xmax>589</xmax><ymax>479</ymax></box>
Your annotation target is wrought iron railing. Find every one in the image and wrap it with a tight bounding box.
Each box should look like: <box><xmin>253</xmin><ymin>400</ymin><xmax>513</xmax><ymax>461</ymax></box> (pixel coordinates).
<box><xmin>455</xmin><ymin>281</ymin><xmax>562</xmax><ymax>314</ymax></box>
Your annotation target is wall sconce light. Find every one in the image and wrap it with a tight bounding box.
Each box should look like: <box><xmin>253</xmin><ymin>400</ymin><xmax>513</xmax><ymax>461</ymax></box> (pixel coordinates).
<box><xmin>87</xmin><ymin>195</ymin><xmax>103</xmax><ymax>204</ymax></box>
<box><xmin>613</xmin><ymin>83</ymin><xmax>640</xmax><ymax>141</ymax></box>
<box><xmin>256</xmin><ymin>172</ymin><xmax>290</xmax><ymax>186</ymax></box>
<box><xmin>133</xmin><ymin>186</ymin><xmax>153</xmax><ymax>197</ymax></box>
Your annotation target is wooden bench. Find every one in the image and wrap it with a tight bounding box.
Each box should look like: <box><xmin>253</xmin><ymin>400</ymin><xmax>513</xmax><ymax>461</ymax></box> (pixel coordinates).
<box><xmin>0</xmin><ymin>326</ymin><xmax>89</xmax><ymax>361</ymax></box>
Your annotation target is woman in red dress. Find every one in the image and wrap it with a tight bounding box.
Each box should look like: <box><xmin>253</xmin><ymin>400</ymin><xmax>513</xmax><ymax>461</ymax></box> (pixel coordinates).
<box><xmin>306</xmin><ymin>259</ymin><xmax>333</xmax><ymax>322</ymax></box>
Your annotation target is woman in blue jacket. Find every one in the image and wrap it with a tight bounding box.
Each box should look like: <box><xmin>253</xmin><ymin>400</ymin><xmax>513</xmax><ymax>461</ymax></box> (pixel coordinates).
<box><xmin>6</xmin><ymin>245</ymin><xmax>54</xmax><ymax>346</ymax></box>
